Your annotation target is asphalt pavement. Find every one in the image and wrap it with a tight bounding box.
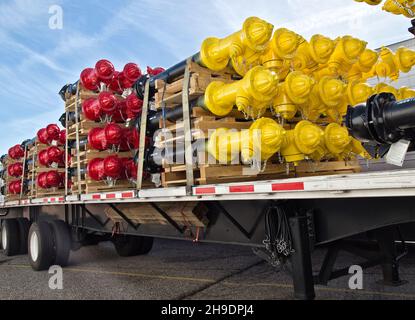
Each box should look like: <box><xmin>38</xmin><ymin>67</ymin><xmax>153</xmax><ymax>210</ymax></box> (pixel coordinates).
<box><xmin>1</xmin><ymin>239</ymin><xmax>415</xmax><ymax>300</ymax></box>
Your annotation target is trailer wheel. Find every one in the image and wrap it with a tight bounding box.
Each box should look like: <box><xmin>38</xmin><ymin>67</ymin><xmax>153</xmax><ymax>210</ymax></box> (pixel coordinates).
<box><xmin>113</xmin><ymin>235</ymin><xmax>154</xmax><ymax>257</ymax></box>
<box><xmin>49</xmin><ymin>220</ymin><xmax>71</xmax><ymax>267</ymax></box>
<box><xmin>28</xmin><ymin>221</ymin><xmax>55</xmax><ymax>271</ymax></box>
<box><xmin>1</xmin><ymin>219</ymin><xmax>20</xmax><ymax>256</ymax></box>
<box><xmin>16</xmin><ymin>218</ymin><xmax>30</xmax><ymax>255</ymax></box>
<box><xmin>140</xmin><ymin>237</ymin><xmax>154</xmax><ymax>255</ymax></box>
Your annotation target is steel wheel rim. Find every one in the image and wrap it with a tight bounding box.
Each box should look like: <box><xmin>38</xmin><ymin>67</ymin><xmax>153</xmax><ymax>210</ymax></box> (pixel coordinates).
<box><xmin>30</xmin><ymin>232</ymin><xmax>39</xmax><ymax>262</ymax></box>
<box><xmin>1</xmin><ymin>225</ymin><xmax>7</xmax><ymax>250</ymax></box>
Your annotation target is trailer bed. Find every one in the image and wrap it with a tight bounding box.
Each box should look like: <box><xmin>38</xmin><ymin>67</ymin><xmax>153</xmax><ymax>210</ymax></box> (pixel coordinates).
<box><xmin>2</xmin><ymin>169</ymin><xmax>415</xmax><ymax>208</ymax></box>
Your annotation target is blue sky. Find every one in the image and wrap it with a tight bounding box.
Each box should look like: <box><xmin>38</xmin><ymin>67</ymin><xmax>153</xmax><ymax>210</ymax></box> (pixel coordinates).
<box><xmin>0</xmin><ymin>0</ymin><xmax>412</xmax><ymax>154</ymax></box>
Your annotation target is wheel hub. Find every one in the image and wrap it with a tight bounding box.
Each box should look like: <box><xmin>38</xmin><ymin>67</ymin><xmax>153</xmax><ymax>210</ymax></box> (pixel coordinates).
<box><xmin>1</xmin><ymin>225</ymin><xmax>7</xmax><ymax>250</ymax></box>
<box><xmin>30</xmin><ymin>232</ymin><xmax>39</xmax><ymax>262</ymax></box>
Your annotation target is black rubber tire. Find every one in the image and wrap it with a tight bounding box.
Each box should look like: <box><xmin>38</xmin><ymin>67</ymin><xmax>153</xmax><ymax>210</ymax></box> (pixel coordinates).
<box><xmin>140</xmin><ymin>237</ymin><xmax>154</xmax><ymax>255</ymax></box>
<box><xmin>16</xmin><ymin>218</ymin><xmax>30</xmax><ymax>255</ymax></box>
<box><xmin>113</xmin><ymin>235</ymin><xmax>154</xmax><ymax>257</ymax></box>
<box><xmin>1</xmin><ymin>219</ymin><xmax>20</xmax><ymax>256</ymax></box>
<box><xmin>49</xmin><ymin>220</ymin><xmax>71</xmax><ymax>267</ymax></box>
<box><xmin>28</xmin><ymin>221</ymin><xmax>55</xmax><ymax>271</ymax></box>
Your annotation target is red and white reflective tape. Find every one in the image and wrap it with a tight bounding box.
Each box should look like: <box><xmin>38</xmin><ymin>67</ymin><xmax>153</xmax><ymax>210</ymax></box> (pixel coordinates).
<box><xmin>193</xmin><ymin>181</ymin><xmax>306</xmax><ymax>196</ymax></box>
<box><xmin>4</xmin><ymin>200</ymin><xmax>20</xmax><ymax>207</ymax></box>
<box><xmin>32</xmin><ymin>197</ymin><xmax>65</xmax><ymax>204</ymax></box>
<box><xmin>193</xmin><ymin>171</ymin><xmax>415</xmax><ymax>196</ymax></box>
<box><xmin>81</xmin><ymin>190</ymin><xmax>136</xmax><ymax>201</ymax></box>
<box><xmin>139</xmin><ymin>187</ymin><xmax>188</xmax><ymax>198</ymax></box>
<box><xmin>21</xmin><ymin>199</ymin><xmax>31</xmax><ymax>205</ymax></box>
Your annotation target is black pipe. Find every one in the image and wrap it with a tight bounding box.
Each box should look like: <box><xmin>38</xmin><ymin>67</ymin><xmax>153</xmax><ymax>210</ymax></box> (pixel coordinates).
<box><xmin>134</xmin><ymin>54</ymin><xmax>200</xmax><ymax>100</ymax></box>
<box><xmin>68</xmin><ymin>138</ymin><xmax>88</xmax><ymax>149</ymax></box>
<box><xmin>137</xmin><ymin>97</ymin><xmax>209</xmax><ymax>136</ymax></box>
<box><xmin>61</xmin><ymin>112</ymin><xmax>84</xmax><ymax>128</ymax></box>
<box><xmin>59</xmin><ymin>81</ymin><xmax>79</xmax><ymax>102</ymax></box>
<box><xmin>0</xmin><ymin>155</ymin><xmax>7</xmax><ymax>164</ymax></box>
<box><xmin>346</xmin><ymin>93</ymin><xmax>415</xmax><ymax>145</ymax></box>
<box><xmin>144</xmin><ymin>139</ymin><xmax>204</xmax><ymax>174</ymax></box>
<box><xmin>69</xmin><ymin>167</ymin><xmax>87</xmax><ymax>177</ymax></box>
<box><xmin>21</xmin><ymin>138</ymin><xmax>36</xmax><ymax>149</ymax></box>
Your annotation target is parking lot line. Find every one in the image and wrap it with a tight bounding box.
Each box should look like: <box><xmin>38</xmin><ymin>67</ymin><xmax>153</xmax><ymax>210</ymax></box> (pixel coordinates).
<box><xmin>4</xmin><ymin>264</ymin><xmax>217</xmax><ymax>284</ymax></box>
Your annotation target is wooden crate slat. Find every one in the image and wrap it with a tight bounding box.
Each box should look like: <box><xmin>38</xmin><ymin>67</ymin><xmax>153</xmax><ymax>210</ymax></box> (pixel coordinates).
<box><xmin>104</xmin><ymin>202</ymin><xmax>208</xmax><ymax>227</ymax></box>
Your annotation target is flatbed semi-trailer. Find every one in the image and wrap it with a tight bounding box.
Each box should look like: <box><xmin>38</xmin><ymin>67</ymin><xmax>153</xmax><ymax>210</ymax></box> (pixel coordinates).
<box><xmin>2</xmin><ymin>168</ymin><xmax>415</xmax><ymax>300</ymax></box>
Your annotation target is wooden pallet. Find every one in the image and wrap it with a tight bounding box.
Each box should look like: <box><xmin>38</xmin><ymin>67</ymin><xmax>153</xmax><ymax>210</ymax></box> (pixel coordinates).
<box><xmin>104</xmin><ymin>202</ymin><xmax>209</xmax><ymax>227</ymax></box>
<box><xmin>71</xmin><ymin>149</ymin><xmax>134</xmax><ymax>166</ymax></box>
<box><xmin>162</xmin><ymin>160</ymin><xmax>361</xmax><ymax>187</ymax></box>
<box><xmin>4</xmin><ymin>158</ymin><xmax>24</xmax><ymax>166</ymax></box>
<box><xmin>5</xmin><ymin>176</ymin><xmax>29</xmax><ymax>200</ymax></box>
<box><xmin>70</xmin><ymin>147</ymin><xmax>140</xmax><ymax>194</ymax></box>
<box><xmin>4</xmin><ymin>149</ymin><xmax>31</xmax><ymax>200</ymax></box>
<box><xmin>162</xmin><ymin>162</ymin><xmax>293</xmax><ymax>187</ymax></box>
<box><xmin>294</xmin><ymin>160</ymin><xmax>362</xmax><ymax>177</ymax></box>
<box><xmin>154</xmin><ymin>61</ymin><xmax>237</xmax><ymax>109</ymax></box>
<box><xmin>65</xmin><ymin>88</ymin><xmax>98</xmax><ymax>112</ymax></box>
<box><xmin>25</xmin><ymin>141</ymin><xmax>67</xmax><ymax>198</ymax></box>
<box><xmin>71</xmin><ymin>178</ymin><xmax>136</xmax><ymax>194</ymax></box>
<box><xmin>32</xmin><ymin>188</ymin><xmax>65</xmax><ymax>198</ymax></box>
<box><xmin>5</xmin><ymin>194</ymin><xmax>22</xmax><ymax>202</ymax></box>
<box><xmin>67</xmin><ymin>118</ymin><xmax>105</xmax><ymax>140</ymax></box>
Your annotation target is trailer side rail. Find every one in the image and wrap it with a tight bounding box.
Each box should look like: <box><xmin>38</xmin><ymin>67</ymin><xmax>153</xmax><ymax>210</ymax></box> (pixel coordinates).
<box><xmin>2</xmin><ymin>169</ymin><xmax>415</xmax><ymax>208</ymax></box>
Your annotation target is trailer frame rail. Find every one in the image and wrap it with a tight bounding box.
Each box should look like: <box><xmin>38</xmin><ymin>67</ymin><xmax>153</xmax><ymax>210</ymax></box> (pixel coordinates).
<box><xmin>2</xmin><ymin>169</ymin><xmax>415</xmax><ymax>208</ymax></box>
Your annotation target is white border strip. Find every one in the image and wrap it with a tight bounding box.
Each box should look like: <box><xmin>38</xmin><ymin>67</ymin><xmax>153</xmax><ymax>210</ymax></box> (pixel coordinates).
<box><xmin>139</xmin><ymin>187</ymin><xmax>187</xmax><ymax>198</ymax></box>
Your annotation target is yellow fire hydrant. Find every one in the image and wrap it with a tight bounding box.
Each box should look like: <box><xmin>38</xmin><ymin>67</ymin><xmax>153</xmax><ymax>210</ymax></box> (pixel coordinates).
<box><xmin>259</xmin><ymin>28</ymin><xmax>302</xmax><ymax>79</ymax></box>
<box><xmin>207</xmin><ymin>118</ymin><xmax>370</xmax><ymax>165</ymax></box>
<box><xmin>383</xmin><ymin>0</ymin><xmax>415</xmax><ymax>18</ymax></box>
<box><xmin>292</xmin><ymin>35</ymin><xmax>336</xmax><ymax>73</ymax></box>
<box><xmin>199</xmin><ymin>17</ymin><xmax>274</xmax><ymax>72</ymax></box>
<box><xmin>202</xmin><ymin>66</ymin><xmax>279</xmax><ymax>118</ymax></box>
<box><xmin>207</xmin><ymin>118</ymin><xmax>286</xmax><ymax>164</ymax></box>
<box><xmin>300</xmin><ymin>77</ymin><xmax>347</xmax><ymax>122</ymax></box>
<box><xmin>346</xmin><ymin>81</ymin><xmax>374</xmax><ymax>106</ymax></box>
<box><xmin>395</xmin><ymin>47</ymin><xmax>415</xmax><ymax>73</ymax></box>
<box><xmin>280</xmin><ymin>121</ymin><xmax>324</xmax><ymax>164</ymax></box>
<box><xmin>207</xmin><ymin>118</ymin><xmax>325</xmax><ymax>165</ymax></box>
<box><xmin>311</xmin><ymin>123</ymin><xmax>352</xmax><ymax>161</ymax></box>
<box><xmin>355</xmin><ymin>0</ymin><xmax>383</xmax><ymax>5</ymax></box>
<box><xmin>375</xmin><ymin>82</ymin><xmax>399</xmax><ymax>96</ymax></box>
<box><xmin>341</xmin><ymin>138</ymin><xmax>373</xmax><ymax>160</ymax></box>
<box><xmin>399</xmin><ymin>86</ymin><xmax>415</xmax><ymax>99</ymax></box>
<box><xmin>375</xmin><ymin>47</ymin><xmax>401</xmax><ymax>81</ymax></box>
<box><xmin>327</xmin><ymin>36</ymin><xmax>368</xmax><ymax>77</ymax></box>
<box><xmin>336</xmin><ymin>81</ymin><xmax>374</xmax><ymax>119</ymax></box>
<box><xmin>346</xmin><ymin>49</ymin><xmax>379</xmax><ymax>82</ymax></box>
<box><xmin>273</xmin><ymin>71</ymin><xmax>315</xmax><ymax>120</ymax></box>
<box><xmin>231</xmin><ymin>28</ymin><xmax>302</xmax><ymax>77</ymax></box>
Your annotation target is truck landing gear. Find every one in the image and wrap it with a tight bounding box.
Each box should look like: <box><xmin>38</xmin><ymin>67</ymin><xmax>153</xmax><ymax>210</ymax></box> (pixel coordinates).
<box><xmin>113</xmin><ymin>235</ymin><xmax>154</xmax><ymax>257</ymax></box>
<box><xmin>314</xmin><ymin>226</ymin><xmax>408</xmax><ymax>288</ymax></box>
<box><xmin>28</xmin><ymin>220</ymin><xmax>71</xmax><ymax>271</ymax></box>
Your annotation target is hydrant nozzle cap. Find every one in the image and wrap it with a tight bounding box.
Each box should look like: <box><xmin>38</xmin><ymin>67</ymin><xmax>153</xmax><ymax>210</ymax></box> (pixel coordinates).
<box><xmin>273</xmin><ymin>28</ymin><xmax>301</xmax><ymax>59</ymax></box>
<box><xmin>251</xmin><ymin>67</ymin><xmax>279</xmax><ymax>97</ymax></box>
<box><xmin>309</xmin><ymin>35</ymin><xmax>336</xmax><ymax>64</ymax></box>
<box><xmin>243</xmin><ymin>17</ymin><xmax>274</xmax><ymax>51</ymax></box>
<box><xmin>342</xmin><ymin>36</ymin><xmax>368</xmax><ymax>61</ymax></box>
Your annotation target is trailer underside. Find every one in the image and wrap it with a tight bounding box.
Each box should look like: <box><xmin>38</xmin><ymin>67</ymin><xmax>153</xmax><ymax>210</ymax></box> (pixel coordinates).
<box><xmin>2</xmin><ymin>169</ymin><xmax>415</xmax><ymax>299</ymax></box>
